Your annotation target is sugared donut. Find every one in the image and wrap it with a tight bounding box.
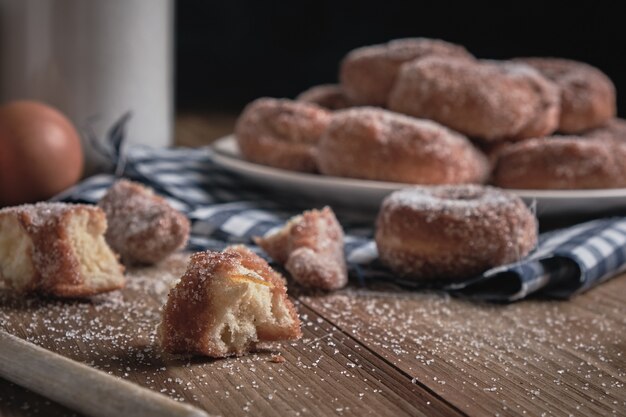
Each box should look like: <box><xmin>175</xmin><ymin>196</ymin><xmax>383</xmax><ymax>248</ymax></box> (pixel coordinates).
<box><xmin>491</xmin><ymin>136</ymin><xmax>626</xmax><ymax>190</ymax></box>
<box><xmin>516</xmin><ymin>58</ymin><xmax>616</xmax><ymax>133</ymax></box>
<box><xmin>339</xmin><ymin>38</ymin><xmax>474</xmax><ymax>106</ymax></box>
<box><xmin>255</xmin><ymin>207</ymin><xmax>347</xmax><ymax>291</ymax></box>
<box><xmin>388</xmin><ymin>58</ymin><xmax>561</xmax><ymax>141</ymax></box>
<box><xmin>317</xmin><ymin>107</ymin><xmax>489</xmax><ymax>184</ymax></box>
<box><xmin>375</xmin><ymin>185</ymin><xmax>537</xmax><ymax>282</ymax></box>
<box><xmin>235</xmin><ymin>98</ymin><xmax>331</xmax><ymax>172</ymax></box>
<box><xmin>98</xmin><ymin>180</ymin><xmax>190</xmax><ymax>265</ymax></box>
<box><xmin>296</xmin><ymin>84</ymin><xmax>352</xmax><ymax>110</ymax></box>
<box><xmin>583</xmin><ymin>118</ymin><xmax>626</xmax><ymax>142</ymax></box>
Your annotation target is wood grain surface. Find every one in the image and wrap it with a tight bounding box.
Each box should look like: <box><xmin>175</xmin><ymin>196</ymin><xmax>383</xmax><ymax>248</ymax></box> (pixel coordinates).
<box><xmin>174</xmin><ymin>113</ymin><xmax>236</xmax><ymax>148</ymax></box>
<box><xmin>0</xmin><ymin>253</ymin><xmax>624</xmax><ymax>417</ymax></box>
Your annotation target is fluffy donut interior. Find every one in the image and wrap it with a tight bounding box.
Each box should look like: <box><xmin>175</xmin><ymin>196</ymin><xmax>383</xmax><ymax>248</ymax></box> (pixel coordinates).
<box><xmin>0</xmin><ymin>216</ymin><xmax>36</xmax><ymax>290</ymax></box>
<box><xmin>208</xmin><ymin>265</ymin><xmax>296</xmax><ymax>355</ymax></box>
<box><xmin>67</xmin><ymin>212</ymin><xmax>125</xmax><ymax>291</ymax></box>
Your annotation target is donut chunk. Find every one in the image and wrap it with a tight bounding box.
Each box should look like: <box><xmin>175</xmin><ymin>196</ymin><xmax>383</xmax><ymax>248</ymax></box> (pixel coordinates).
<box><xmin>516</xmin><ymin>58</ymin><xmax>616</xmax><ymax>133</ymax></box>
<box><xmin>583</xmin><ymin>118</ymin><xmax>626</xmax><ymax>142</ymax></box>
<box><xmin>98</xmin><ymin>180</ymin><xmax>190</xmax><ymax>265</ymax></box>
<box><xmin>340</xmin><ymin>38</ymin><xmax>474</xmax><ymax>106</ymax></box>
<box><xmin>159</xmin><ymin>245</ymin><xmax>302</xmax><ymax>357</ymax></box>
<box><xmin>375</xmin><ymin>186</ymin><xmax>537</xmax><ymax>282</ymax></box>
<box><xmin>0</xmin><ymin>203</ymin><xmax>125</xmax><ymax>297</ymax></box>
<box><xmin>317</xmin><ymin>107</ymin><xmax>489</xmax><ymax>184</ymax></box>
<box><xmin>491</xmin><ymin>136</ymin><xmax>626</xmax><ymax>190</ymax></box>
<box><xmin>235</xmin><ymin>98</ymin><xmax>331</xmax><ymax>172</ymax></box>
<box><xmin>255</xmin><ymin>207</ymin><xmax>347</xmax><ymax>291</ymax></box>
<box><xmin>296</xmin><ymin>84</ymin><xmax>352</xmax><ymax>110</ymax></box>
<box><xmin>388</xmin><ymin>58</ymin><xmax>561</xmax><ymax>141</ymax></box>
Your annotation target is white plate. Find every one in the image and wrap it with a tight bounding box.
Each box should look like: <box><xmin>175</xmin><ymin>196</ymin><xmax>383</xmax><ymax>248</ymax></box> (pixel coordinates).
<box><xmin>211</xmin><ymin>135</ymin><xmax>626</xmax><ymax>217</ymax></box>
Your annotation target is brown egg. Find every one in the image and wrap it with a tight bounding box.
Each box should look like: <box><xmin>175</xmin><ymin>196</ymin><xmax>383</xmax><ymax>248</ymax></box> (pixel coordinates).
<box><xmin>0</xmin><ymin>101</ymin><xmax>83</xmax><ymax>206</ymax></box>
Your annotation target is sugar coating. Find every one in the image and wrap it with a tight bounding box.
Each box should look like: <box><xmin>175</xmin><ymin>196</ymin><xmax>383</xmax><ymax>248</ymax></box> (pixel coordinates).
<box><xmin>583</xmin><ymin>118</ymin><xmax>626</xmax><ymax>142</ymax></box>
<box><xmin>317</xmin><ymin>107</ymin><xmax>488</xmax><ymax>184</ymax></box>
<box><xmin>98</xmin><ymin>180</ymin><xmax>190</xmax><ymax>265</ymax></box>
<box><xmin>0</xmin><ymin>202</ymin><xmax>125</xmax><ymax>297</ymax></box>
<box><xmin>235</xmin><ymin>97</ymin><xmax>331</xmax><ymax>173</ymax></box>
<box><xmin>517</xmin><ymin>58</ymin><xmax>616</xmax><ymax>133</ymax></box>
<box><xmin>381</xmin><ymin>185</ymin><xmax>519</xmax><ymax>216</ymax></box>
<box><xmin>375</xmin><ymin>185</ymin><xmax>538</xmax><ymax>282</ymax></box>
<box><xmin>340</xmin><ymin>37</ymin><xmax>474</xmax><ymax>106</ymax></box>
<box><xmin>388</xmin><ymin>58</ymin><xmax>561</xmax><ymax>141</ymax></box>
<box><xmin>492</xmin><ymin>136</ymin><xmax>626</xmax><ymax>190</ymax></box>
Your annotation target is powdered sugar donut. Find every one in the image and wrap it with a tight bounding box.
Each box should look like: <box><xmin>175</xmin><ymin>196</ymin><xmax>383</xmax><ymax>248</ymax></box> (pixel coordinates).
<box><xmin>235</xmin><ymin>98</ymin><xmax>331</xmax><ymax>172</ymax></box>
<box><xmin>516</xmin><ymin>58</ymin><xmax>616</xmax><ymax>133</ymax></box>
<box><xmin>491</xmin><ymin>136</ymin><xmax>626</xmax><ymax>189</ymax></box>
<box><xmin>375</xmin><ymin>185</ymin><xmax>537</xmax><ymax>282</ymax></box>
<box><xmin>388</xmin><ymin>58</ymin><xmax>561</xmax><ymax>141</ymax></box>
<box><xmin>317</xmin><ymin>107</ymin><xmax>489</xmax><ymax>184</ymax></box>
<box><xmin>339</xmin><ymin>38</ymin><xmax>474</xmax><ymax>106</ymax></box>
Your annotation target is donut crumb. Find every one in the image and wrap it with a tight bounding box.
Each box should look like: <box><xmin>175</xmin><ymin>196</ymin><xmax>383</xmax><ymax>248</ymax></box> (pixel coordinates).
<box><xmin>270</xmin><ymin>354</ymin><xmax>286</xmax><ymax>363</ymax></box>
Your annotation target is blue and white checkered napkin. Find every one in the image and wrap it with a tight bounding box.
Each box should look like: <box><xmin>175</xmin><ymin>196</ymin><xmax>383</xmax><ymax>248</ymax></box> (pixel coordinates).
<box><xmin>57</xmin><ymin>145</ymin><xmax>626</xmax><ymax>302</ymax></box>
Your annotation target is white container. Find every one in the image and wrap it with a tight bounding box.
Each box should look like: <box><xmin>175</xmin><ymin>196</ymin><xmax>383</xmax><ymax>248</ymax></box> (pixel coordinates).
<box><xmin>0</xmin><ymin>0</ymin><xmax>173</xmax><ymax>174</ymax></box>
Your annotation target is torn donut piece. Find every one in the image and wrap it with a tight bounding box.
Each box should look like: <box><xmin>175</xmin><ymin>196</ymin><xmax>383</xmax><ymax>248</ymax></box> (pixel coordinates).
<box><xmin>159</xmin><ymin>245</ymin><xmax>302</xmax><ymax>358</ymax></box>
<box><xmin>98</xmin><ymin>179</ymin><xmax>190</xmax><ymax>265</ymax></box>
<box><xmin>0</xmin><ymin>202</ymin><xmax>125</xmax><ymax>297</ymax></box>
<box><xmin>255</xmin><ymin>207</ymin><xmax>348</xmax><ymax>291</ymax></box>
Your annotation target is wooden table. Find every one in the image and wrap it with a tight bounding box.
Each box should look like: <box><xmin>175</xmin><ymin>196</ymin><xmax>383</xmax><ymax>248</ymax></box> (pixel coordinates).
<box><xmin>1</xmin><ymin>115</ymin><xmax>625</xmax><ymax>417</ymax></box>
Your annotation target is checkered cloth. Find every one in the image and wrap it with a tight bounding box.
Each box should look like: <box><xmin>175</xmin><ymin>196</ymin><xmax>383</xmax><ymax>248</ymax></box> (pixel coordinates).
<box><xmin>55</xmin><ymin>145</ymin><xmax>626</xmax><ymax>302</ymax></box>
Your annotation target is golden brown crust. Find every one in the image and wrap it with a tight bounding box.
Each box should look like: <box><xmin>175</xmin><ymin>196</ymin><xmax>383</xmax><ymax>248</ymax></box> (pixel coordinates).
<box><xmin>159</xmin><ymin>251</ymin><xmax>231</xmax><ymax>357</ymax></box>
<box><xmin>388</xmin><ymin>58</ymin><xmax>561</xmax><ymax>142</ymax></box>
<box><xmin>340</xmin><ymin>38</ymin><xmax>474</xmax><ymax>106</ymax></box>
<box><xmin>255</xmin><ymin>207</ymin><xmax>347</xmax><ymax>291</ymax></box>
<box><xmin>235</xmin><ymin>98</ymin><xmax>331</xmax><ymax>172</ymax></box>
<box><xmin>98</xmin><ymin>180</ymin><xmax>190</xmax><ymax>265</ymax></box>
<box><xmin>296</xmin><ymin>84</ymin><xmax>352</xmax><ymax>110</ymax></box>
<box><xmin>375</xmin><ymin>186</ymin><xmax>537</xmax><ymax>282</ymax></box>
<box><xmin>316</xmin><ymin>107</ymin><xmax>489</xmax><ymax>184</ymax></box>
<box><xmin>0</xmin><ymin>203</ymin><xmax>125</xmax><ymax>297</ymax></box>
<box><xmin>516</xmin><ymin>58</ymin><xmax>616</xmax><ymax>133</ymax></box>
<box><xmin>491</xmin><ymin>136</ymin><xmax>626</xmax><ymax>190</ymax></box>
<box><xmin>159</xmin><ymin>246</ymin><xmax>301</xmax><ymax>357</ymax></box>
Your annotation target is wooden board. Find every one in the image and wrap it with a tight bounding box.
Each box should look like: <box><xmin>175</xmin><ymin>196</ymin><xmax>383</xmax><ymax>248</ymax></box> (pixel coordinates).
<box><xmin>0</xmin><ymin>254</ymin><xmax>457</xmax><ymax>417</ymax></box>
<box><xmin>1</xmin><ymin>253</ymin><xmax>625</xmax><ymax>417</ymax></box>
<box><xmin>300</xmin><ymin>279</ymin><xmax>626</xmax><ymax>417</ymax></box>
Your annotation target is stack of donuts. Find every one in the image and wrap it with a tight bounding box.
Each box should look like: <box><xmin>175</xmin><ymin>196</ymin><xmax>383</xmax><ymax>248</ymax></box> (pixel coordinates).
<box><xmin>235</xmin><ymin>37</ymin><xmax>626</xmax><ymax>190</ymax></box>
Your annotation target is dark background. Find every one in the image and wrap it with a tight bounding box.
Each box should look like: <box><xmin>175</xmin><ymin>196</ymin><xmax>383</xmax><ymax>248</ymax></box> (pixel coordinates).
<box><xmin>175</xmin><ymin>2</ymin><xmax>624</xmax><ymax>115</ymax></box>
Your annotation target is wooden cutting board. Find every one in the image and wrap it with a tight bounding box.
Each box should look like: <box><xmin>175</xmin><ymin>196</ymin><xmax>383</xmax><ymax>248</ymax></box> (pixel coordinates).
<box><xmin>1</xmin><ymin>253</ymin><xmax>625</xmax><ymax>417</ymax></box>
